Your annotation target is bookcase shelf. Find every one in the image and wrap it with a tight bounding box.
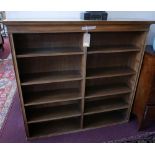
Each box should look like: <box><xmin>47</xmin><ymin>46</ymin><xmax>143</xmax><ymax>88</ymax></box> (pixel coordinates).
<box><xmin>87</xmin><ymin>45</ymin><xmax>140</xmax><ymax>54</ymax></box>
<box><xmin>85</xmin><ymin>85</ymin><xmax>131</xmax><ymax>99</ymax></box>
<box><xmin>26</xmin><ymin>102</ymin><xmax>81</xmax><ymax>124</ymax></box>
<box><xmin>24</xmin><ymin>89</ymin><xmax>82</xmax><ymax>106</ymax></box>
<box><xmin>86</xmin><ymin>67</ymin><xmax>135</xmax><ymax>79</ymax></box>
<box><xmin>13</xmin><ymin>33</ymin><xmax>83</xmax><ymax>58</ymax></box>
<box><xmin>84</xmin><ymin>109</ymin><xmax>128</xmax><ymax>129</ymax></box>
<box><xmin>28</xmin><ymin>117</ymin><xmax>81</xmax><ymax>138</ymax></box>
<box><xmin>21</xmin><ymin>70</ymin><xmax>82</xmax><ymax>86</ymax></box>
<box><xmin>16</xmin><ymin>47</ymin><xmax>83</xmax><ymax>58</ymax></box>
<box><xmin>85</xmin><ymin>76</ymin><xmax>132</xmax><ymax>99</ymax></box>
<box><xmin>6</xmin><ymin>20</ymin><xmax>150</xmax><ymax>139</ymax></box>
<box><xmin>85</xmin><ymin>97</ymin><xmax>129</xmax><ymax>115</ymax></box>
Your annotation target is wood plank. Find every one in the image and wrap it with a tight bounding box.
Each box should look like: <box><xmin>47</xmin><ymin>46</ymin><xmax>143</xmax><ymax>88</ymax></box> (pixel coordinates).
<box><xmin>21</xmin><ymin>70</ymin><xmax>82</xmax><ymax>86</ymax></box>
<box><xmin>85</xmin><ymin>119</ymin><xmax>127</xmax><ymax>130</ymax></box>
<box><xmin>80</xmin><ymin>47</ymin><xmax>87</xmax><ymax>128</ymax></box>
<box><xmin>9</xmin><ymin>34</ymin><xmax>30</xmax><ymax>137</ymax></box>
<box><xmin>86</xmin><ymin>67</ymin><xmax>135</xmax><ymax>79</ymax></box>
<box><xmin>85</xmin><ymin>98</ymin><xmax>129</xmax><ymax>115</ymax></box>
<box><xmin>84</xmin><ymin>109</ymin><xmax>127</xmax><ymax>128</ymax></box>
<box><xmin>28</xmin><ymin>117</ymin><xmax>80</xmax><ymax>137</ymax></box>
<box><xmin>25</xmin><ymin>99</ymin><xmax>81</xmax><ymax>107</ymax></box>
<box><xmin>27</xmin><ymin>119</ymin><xmax>128</xmax><ymax>139</ymax></box>
<box><xmin>16</xmin><ymin>47</ymin><xmax>83</xmax><ymax>58</ymax></box>
<box><xmin>27</xmin><ymin>104</ymin><xmax>81</xmax><ymax>124</ymax></box>
<box><xmin>4</xmin><ymin>20</ymin><xmax>152</xmax><ymax>33</ymax></box>
<box><xmin>4</xmin><ymin>20</ymin><xmax>154</xmax><ymax>25</ymax></box>
<box><xmin>126</xmin><ymin>32</ymin><xmax>148</xmax><ymax>122</ymax></box>
<box><xmin>24</xmin><ymin>89</ymin><xmax>82</xmax><ymax>106</ymax></box>
<box><xmin>85</xmin><ymin>85</ymin><xmax>131</xmax><ymax>99</ymax></box>
<box><xmin>88</xmin><ymin>45</ymin><xmax>140</xmax><ymax>54</ymax></box>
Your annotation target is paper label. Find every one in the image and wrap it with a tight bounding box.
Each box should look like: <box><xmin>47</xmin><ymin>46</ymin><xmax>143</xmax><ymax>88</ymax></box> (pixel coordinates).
<box><xmin>82</xmin><ymin>26</ymin><xmax>96</xmax><ymax>31</ymax></box>
<box><xmin>83</xmin><ymin>33</ymin><xmax>90</xmax><ymax>47</ymax></box>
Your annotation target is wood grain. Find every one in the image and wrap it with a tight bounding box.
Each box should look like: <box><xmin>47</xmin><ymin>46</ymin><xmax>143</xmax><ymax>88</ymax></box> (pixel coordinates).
<box><xmin>21</xmin><ymin>70</ymin><xmax>82</xmax><ymax>86</ymax></box>
<box><xmin>6</xmin><ymin>20</ymin><xmax>152</xmax><ymax>138</ymax></box>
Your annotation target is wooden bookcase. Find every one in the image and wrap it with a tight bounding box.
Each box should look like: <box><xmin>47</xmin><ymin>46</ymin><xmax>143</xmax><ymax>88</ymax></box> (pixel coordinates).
<box><xmin>4</xmin><ymin>20</ymin><xmax>153</xmax><ymax>139</ymax></box>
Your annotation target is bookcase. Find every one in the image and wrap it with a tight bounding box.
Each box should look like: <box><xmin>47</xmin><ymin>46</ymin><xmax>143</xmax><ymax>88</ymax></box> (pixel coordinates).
<box><xmin>4</xmin><ymin>20</ymin><xmax>153</xmax><ymax>139</ymax></box>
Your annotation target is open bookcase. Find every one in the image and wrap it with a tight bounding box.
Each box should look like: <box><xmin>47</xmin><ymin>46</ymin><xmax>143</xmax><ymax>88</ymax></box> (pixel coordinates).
<box><xmin>5</xmin><ymin>21</ymin><xmax>151</xmax><ymax>139</ymax></box>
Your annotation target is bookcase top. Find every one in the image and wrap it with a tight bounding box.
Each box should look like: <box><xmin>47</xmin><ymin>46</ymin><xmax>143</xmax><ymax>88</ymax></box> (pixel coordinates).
<box><xmin>3</xmin><ymin>18</ymin><xmax>155</xmax><ymax>26</ymax></box>
<box><xmin>4</xmin><ymin>19</ymin><xmax>155</xmax><ymax>33</ymax></box>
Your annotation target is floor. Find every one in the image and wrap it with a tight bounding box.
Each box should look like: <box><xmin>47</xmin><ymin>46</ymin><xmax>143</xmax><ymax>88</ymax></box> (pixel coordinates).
<box><xmin>0</xmin><ymin>37</ymin><xmax>16</xmax><ymax>131</ymax></box>
<box><xmin>0</xmin><ymin>59</ymin><xmax>16</xmax><ymax>130</ymax></box>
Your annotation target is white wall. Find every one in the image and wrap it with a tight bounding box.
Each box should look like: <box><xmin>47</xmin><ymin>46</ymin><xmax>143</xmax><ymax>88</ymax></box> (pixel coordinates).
<box><xmin>5</xmin><ymin>11</ymin><xmax>82</xmax><ymax>20</ymax></box>
<box><xmin>5</xmin><ymin>11</ymin><xmax>155</xmax><ymax>45</ymax></box>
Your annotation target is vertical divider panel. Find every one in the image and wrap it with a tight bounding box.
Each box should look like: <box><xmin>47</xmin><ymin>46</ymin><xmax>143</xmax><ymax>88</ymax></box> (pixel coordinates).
<box><xmin>9</xmin><ymin>34</ymin><xmax>30</xmax><ymax>137</ymax></box>
<box><xmin>80</xmin><ymin>42</ymin><xmax>87</xmax><ymax>128</ymax></box>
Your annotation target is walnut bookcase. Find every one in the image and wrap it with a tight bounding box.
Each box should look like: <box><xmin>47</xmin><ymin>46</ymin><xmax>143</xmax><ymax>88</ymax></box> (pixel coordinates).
<box><xmin>4</xmin><ymin>20</ymin><xmax>152</xmax><ymax>139</ymax></box>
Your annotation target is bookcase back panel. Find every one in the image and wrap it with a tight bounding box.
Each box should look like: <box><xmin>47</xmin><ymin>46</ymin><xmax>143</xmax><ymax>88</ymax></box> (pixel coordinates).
<box><xmin>86</xmin><ymin>76</ymin><xmax>131</xmax><ymax>88</ymax></box>
<box><xmin>25</xmin><ymin>102</ymin><xmax>81</xmax><ymax>122</ymax></box>
<box><xmin>85</xmin><ymin>94</ymin><xmax>129</xmax><ymax>103</ymax></box>
<box><xmin>28</xmin><ymin>116</ymin><xmax>81</xmax><ymax>137</ymax></box>
<box><xmin>88</xmin><ymin>31</ymin><xmax>145</xmax><ymax>49</ymax></box>
<box><xmin>87</xmin><ymin>53</ymin><xmax>135</xmax><ymax>69</ymax></box>
<box><xmin>84</xmin><ymin>109</ymin><xmax>128</xmax><ymax>128</ymax></box>
<box><xmin>13</xmin><ymin>33</ymin><xmax>83</xmax><ymax>54</ymax></box>
<box><xmin>17</xmin><ymin>56</ymin><xmax>82</xmax><ymax>74</ymax></box>
<box><xmin>22</xmin><ymin>80</ymin><xmax>81</xmax><ymax>93</ymax></box>
<box><xmin>85</xmin><ymin>95</ymin><xmax>129</xmax><ymax>114</ymax></box>
<box><xmin>22</xmin><ymin>80</ymin><xmax>82</xmax><ymax>106</ymax></box>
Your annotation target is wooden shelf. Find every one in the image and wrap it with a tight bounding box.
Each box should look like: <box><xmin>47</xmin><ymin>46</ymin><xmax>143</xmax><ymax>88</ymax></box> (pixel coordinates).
<box><xmin>85</xmin><ymin>98</ymin><xmax>128</xmax><ymax>115</ymax></box>
<box><xmin>84</xmin><ymin>109</ymin><xmax>127</xmax><ymax>129</ymax></box>
<box><xmin>28</xmin><ymin>117</ymin><xmax>81</xmax><ymax>138</ymax></box>
<box><xmin>85</xmin><ymin>85</ymin><xmax>131</xmax><ymax>99</ymax></box>
<box><xmin>24</xmin><ymin>89</ymin><xmax>82</xmax><ymax>106</ymax></box>
<box><xmin>26</xmin><ymin>103</ymin><xmax>81</xmax><ymax>124</ymax></box>
<box><xmin>16</xmin><ymin>47</ymin><xmax>83</xmax><ymax>58</ymax></box>
<box><xmin>87</xmin><ymin>45</ymin><xmax>140</xmax><ymax>54</ymax></box>
<box><xmin>21</xmin><ymin>70</ymin><xmax>82</xmax><ymax>86</ymax></box>
<box><xmin>86</xmin><ymin>67</ymin><xmax>135</xmax><ymax>79</ymax></box>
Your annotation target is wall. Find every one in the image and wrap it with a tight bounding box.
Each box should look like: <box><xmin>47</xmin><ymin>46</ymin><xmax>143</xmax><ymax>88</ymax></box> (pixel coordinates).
<box><xmin>5</xmin><ymin>11</ymin><xmax>155</xmax><ymax>45</ymax></box>
<box><xmin>5</xmin><ymin>11</ymin><xmax>81</xmax><ymax>20</ymax></box>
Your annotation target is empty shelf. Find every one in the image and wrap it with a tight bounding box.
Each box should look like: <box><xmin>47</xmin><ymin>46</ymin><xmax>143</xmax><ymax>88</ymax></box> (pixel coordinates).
<box><xmin>21</xmin><ymin>70</ymin><xmax>82</xmax><ymax>86</ymax></box>
<box><xmin>24</xmin><ymin>89</ymin><xmax>82</xmax><ymax>106</ymax></box>
<box><xmin>16</xmin><ymin>47</ymin><xmax>83</xmax><ymax>58</ymax></box>
<box><xmin>85</xmin><ymin>98</ymin><xmax>129</xmax><ymax>115</ymax></box>
<box><xmin>86</xmin><ymin>67</ymin><xmax>135</xmax><ymax>79</ymax></box>
<box><xmin>88</xmin><ymin>45</ymin><xmax>140</xmax><ymax>54</ymax></box>
<box><xmin>26</xmin><ymin>104</ymin><xmax>81</xmax><ymax>124</ymax></box>
<box><xmin>85</xmin><ymin>85</ymin><xmax>131</xmax><ymax>99</ymax></box>
<box><xmin>28</xmin><ymin>117</ymin><xmax>81</xmax><ymax>138</ymax></box>
<box><xmin>84</xmin><ymin>109</ymin><xmax>128</xmax><ymax>129</ymax></box>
